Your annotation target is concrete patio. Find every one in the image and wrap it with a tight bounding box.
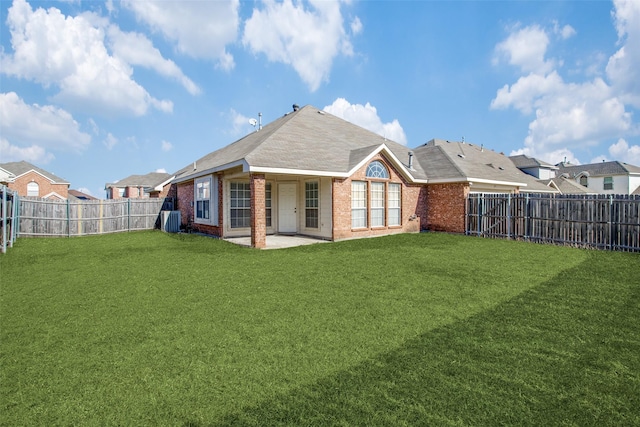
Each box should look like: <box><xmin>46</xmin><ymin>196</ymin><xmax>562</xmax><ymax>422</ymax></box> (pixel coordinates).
<box><xmin>224</xmin><ymin>234</ymin><xmax>330</xmax><ymax>249</ymax></box>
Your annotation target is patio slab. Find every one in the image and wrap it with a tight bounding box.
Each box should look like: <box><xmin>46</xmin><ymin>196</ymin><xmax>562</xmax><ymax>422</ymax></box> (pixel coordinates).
<box><xmin>224</xmin><ymin>235</ymin><xmax>329</xmax><ymax>249</ymax></box>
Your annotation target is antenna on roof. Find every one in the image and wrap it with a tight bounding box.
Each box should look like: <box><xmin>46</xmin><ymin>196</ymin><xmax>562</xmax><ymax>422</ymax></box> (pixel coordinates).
<box><xmin>461</xmin><ymin>136</ymin><xmax>465</xmax><ymax>143</ymax></box>
<box><xmin>249</xmin><ymin>112</ymin><xmax>263</xmax><ymax>131</ymax></box>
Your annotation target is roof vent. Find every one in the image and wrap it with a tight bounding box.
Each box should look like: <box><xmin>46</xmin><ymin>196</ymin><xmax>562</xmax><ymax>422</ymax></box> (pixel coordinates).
<box><xmin>293</xmin><ymin>104</ymin><xmax>300</xmax><ymax>112</ymax></box>
<box><xmin>408</xmin><ymin>151</ymin><xmax>414</xmax><ymax>170</ymax></box>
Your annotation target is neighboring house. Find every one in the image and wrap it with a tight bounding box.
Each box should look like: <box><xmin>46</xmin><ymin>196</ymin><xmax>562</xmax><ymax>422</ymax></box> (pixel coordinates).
<box><xmin>556</xmin><ymin>161</ymin><xmax>640</xmax><ymax>195</ymax></box>
<box><xmin>510</xmin><ymin>154</ymin><xmax>558</xmax><ymax>179</ymax></box>
<box><xmin>105</xmin><ymin>172</ymin><xmax>172</xmax><ymax>199</ymax></box>
<box><xmin>68</xmin><ymin>189</ymin><xmax>99</xmax><ymax>201</ymax></box>
<box><xmin>171</xmin><ymin>104</ymin><xmax>557</xmax><ymax>248</ymax></box>
<box><xmin>540</xmin><ymin>176</ymin><xmax>598</xmax><ymax>195</ymax></box>
<box><xmin>0</xmin><ymin>161</ymin><xmax>70</xmax><ymax>200</ymax></box>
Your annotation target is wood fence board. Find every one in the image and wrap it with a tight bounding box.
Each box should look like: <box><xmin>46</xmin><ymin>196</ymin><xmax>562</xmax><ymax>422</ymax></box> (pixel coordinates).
<box><xmin>466</xmin><ymin>193</ymin><xmax>640</xmax><ymax>252</ymax></box>
<box><xmin>17</xmin><ymin>198</ymin><xmax>172</xmax><ymax>237</ymax></box>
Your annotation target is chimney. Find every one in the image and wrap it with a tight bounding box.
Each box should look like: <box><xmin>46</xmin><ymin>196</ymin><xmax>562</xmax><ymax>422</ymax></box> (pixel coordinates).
<box><xmin>408</xmin><ymin>151</ymin><xmax>414</xmax><ymax>170</ymax></box>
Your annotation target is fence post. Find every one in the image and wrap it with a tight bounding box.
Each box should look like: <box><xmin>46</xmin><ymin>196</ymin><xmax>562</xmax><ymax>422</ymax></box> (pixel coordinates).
<box><xmin>608</xmin><ymin>195</ymin><xmax>613</xmax><ymax>251</ymax></box>
<box><xmin>128</xmin><ymin>198</ymin><xmax>131</xmax><ymax>231</ymax></box>
<box><xmin>477</xmin><ymin>195</ymin><xmax>482</xmax><ymax>236</ymax></box>
<box><xmin>67</xmin><ymin>198</ymin><xmax>71</xmax><ymax>238</ymax></box>
<box><xmin>507</xmin><ymin>193</ymin><xmax>511</xmax><ymax>240</ymax></box>
<box><xmin>2</xmin><ymin>186</ymin><xmax>6</xmax><ymax>254</ymax></box>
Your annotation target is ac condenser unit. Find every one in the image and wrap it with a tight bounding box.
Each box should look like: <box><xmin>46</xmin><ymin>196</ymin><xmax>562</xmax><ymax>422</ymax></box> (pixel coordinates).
<box><xmin>161</xmin><ymin>210</ymin><xmax>181</xmax><ymax>233</ymax></box>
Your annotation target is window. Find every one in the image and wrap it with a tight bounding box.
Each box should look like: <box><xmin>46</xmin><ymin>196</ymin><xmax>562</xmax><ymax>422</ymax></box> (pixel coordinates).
<box><xmin>371</xmin><ymin>182</ymin><xmax>385</xmax><ymax>227</ymax></box>
<box><xmin>351</xmin><ymin>181</ymin><xmax>367</xmax><ymax>228</ymax></box>
<box><xmin>388</xmin><ymin>183</ymin><xmax>401</xmax><ymax>226</ymax></box>
<box><xmin>195</xmin><ymin>177</ymin><xmax>211</xmax><ymax>221</ymax></box>
<box><xmin>265</xmin><ymin>183</ymin><xmax>272</xmax><ymax>228</ymax></box>
<box><xmin>305</xmin><ymin>181</ymin><xmax>319</xmax><ymax>228</ymax></box>
<box><xmin>366</xmin><ymin>161</ymin><xmax>389</xmax><ymax>179</ymax></box>
<box><xmin>118</xmin><ymin>188</ymin><xmax>125</xmax><ymax>197</ymax></box>
<box><xmin>27</xmin><ymin>182</ymin><xmax>39</xmax><ymax>197</ymax></box>
<box><xmin>230</xmin><ymin>182</ymin><xmax>251</xmax><ymax>228</ymax></box>
<box><xmin>579</xmin><ymin>175</ymin><xmax>588</xmax><ymax>187</ymax></box>
<box><xmin>604</xmin><ymin>176</ymin><xmax>613</xmax><ymax>191</ymax></box>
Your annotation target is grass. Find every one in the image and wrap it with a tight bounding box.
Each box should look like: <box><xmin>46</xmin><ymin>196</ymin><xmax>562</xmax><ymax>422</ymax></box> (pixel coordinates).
<box><xmin>1</xmin><ymin>231</ymin><xmax>639</xmax><ymax>426</ymax></box>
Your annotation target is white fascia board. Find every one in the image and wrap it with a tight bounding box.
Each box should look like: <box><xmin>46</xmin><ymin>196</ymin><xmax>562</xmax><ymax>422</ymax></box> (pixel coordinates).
<box><xmin>345</xmin><ymin>143</ymin><xmax>417</xmax><ymax>182</ymax></box>
<box><xmin>43</xmin><ymin>191</ymin><xmax>66</xmax><ymax>200</ymax></box>
<box><xmin>427</xmin><ymin>177</ymin><xmax>527</xmax><ymax>187</ymax></box>
<box><xmin>248</xmin><ymin>166</ymin><xmax>348</xmax><ymax>177</ymax></box>
<box><xmin>172</xmin><ymin>160</ymin><xmax>248</xmax><ymax>183</ymax></box>
<box><xmin>153</xmin><ymin>176</ymin><xmax>176</xmax><ymax>191</ymax></box>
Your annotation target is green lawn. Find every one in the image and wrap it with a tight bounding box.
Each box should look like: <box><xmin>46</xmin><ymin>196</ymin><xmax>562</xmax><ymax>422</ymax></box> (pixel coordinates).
<box><xmin>1</xmin><ymin>231</ymin><xmax>639</xmax><ymax>426</ymax></box>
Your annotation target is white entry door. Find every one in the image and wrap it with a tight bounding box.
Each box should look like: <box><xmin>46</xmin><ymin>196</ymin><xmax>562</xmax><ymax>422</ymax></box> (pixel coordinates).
<box><xmin>278</xmin><ymin>183</ymin><xmax>297</xmax><ymax>233</ymax></box>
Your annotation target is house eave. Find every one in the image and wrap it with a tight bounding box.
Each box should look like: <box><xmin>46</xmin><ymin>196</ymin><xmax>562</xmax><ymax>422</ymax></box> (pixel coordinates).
<box><xmin>172</xmin><ymin>160</ymin><xmax>249</xmax><ymax>183</ymax></box>
<box><xmin>427</xmin><ymin>177</ymin><xmax>527</xmax><ymax>187</ymax></box>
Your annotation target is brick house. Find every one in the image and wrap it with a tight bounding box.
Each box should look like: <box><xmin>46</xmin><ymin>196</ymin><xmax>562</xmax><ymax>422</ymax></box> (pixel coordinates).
<box><xmin>0</xmin><ymin>161</ymin><xmax>70</xmax><ymax>200</ymax></box>
<box><xmin>171</xmin><ymin>105</ymin><xmax>554</xmax><ymax>248</ymax></box>
<box><xmin>105</xmin><ymin>172</ymin><xmax>172</xmax><ymax>199</ymax></box>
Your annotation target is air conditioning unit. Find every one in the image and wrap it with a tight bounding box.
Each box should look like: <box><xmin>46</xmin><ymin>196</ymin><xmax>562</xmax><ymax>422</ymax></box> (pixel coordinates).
<box><xmin>161</xmin><ymin>210</ymin><xmax>181</xmax><ymax>233</ymax></box>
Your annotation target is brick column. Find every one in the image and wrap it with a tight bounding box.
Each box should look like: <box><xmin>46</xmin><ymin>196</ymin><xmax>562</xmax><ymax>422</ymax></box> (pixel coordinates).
<box><xmin>250</xmin><ymin>174</ymin><xmax>266</xmax><ymax>248</ymax></box>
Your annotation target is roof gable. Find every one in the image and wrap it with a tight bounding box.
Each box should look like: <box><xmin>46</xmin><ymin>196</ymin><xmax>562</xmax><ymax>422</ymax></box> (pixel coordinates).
<box><xmin>174</xmin><ymin>105</ymin><xmax>420</xmax><ymax>182</ymax></box>
<box><xmin>106</xmin><ymin>172</ymin><xmax>172</xmax><ymax>188</ymax></box>
<box><xmin>0</xmin><ymin>161</ymin><xmax>69</xmax><ymax>184</ymax></box>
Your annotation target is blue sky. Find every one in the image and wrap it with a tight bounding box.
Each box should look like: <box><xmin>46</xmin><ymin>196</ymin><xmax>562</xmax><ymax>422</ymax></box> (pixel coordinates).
<box><xmin>1</xmin><ymin>0</ymin><xmax>639</xmax><ymax>198</ymax></box>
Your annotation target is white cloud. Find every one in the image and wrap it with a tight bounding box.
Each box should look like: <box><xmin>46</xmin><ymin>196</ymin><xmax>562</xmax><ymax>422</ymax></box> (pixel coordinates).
<box><xmin>351</xmin><ymin>16</ymin><xmax>363</xmax><ymax>35</ymax></box>
<box><xmin>493</xmin><ymin>24</ymin><xmax>554</xmax><ymax>74</ymax></box>
<box><xmin>0</xmin><ymin>92</ymin><xmax>91</xmax><ymax>161</ymax></box>
<box><xmin>107</xmin><ymin>26</ymin><xmax>201</xmax><ymax>95</ymax></box>
<box><xmin>609</xmin><ymin>138</ymin><xmax>640</xmax><ymax>165</ymax></box>
<box><xmin>0</xmin><ymin>0</ymin><xmax>175</xmax><ymax>117</ymax></box>
<box><xmin>492</xmin><ymin>12</ymin><xmax>637</xmax><ymax>165</ymax></box>
<box><xmin>606</xmin><ymin>0</ymin><xmax>640</xmax><ymax>108</ymax></box>
<box><xmin>227</xmin><ymin>108</ymin><xmax>257</xmax><ymax>136</ymax></box>
<box><xmin>103</xmin><ymin>133</ymin><xmax>118</xmax><ymax>150</ymax></box>
<box><xmin>75</xmin><ymin>187</ymin><xmax>95</xmax><ymax>197</ymax></box>
<box><xmin>243</xmin><ymin>0</ymin><xmax>358</xmax><ymax>92</ymax></box>
<box><xmin>155</xmin><ymin>168</ymin><xmax>167</xmax><ymax>173</ymax></box>
<box><xmin>122</xmin><ymin>0</ymin><xmax>239</xmax><ymax>71</ymax></box>
<box><xmin>161</xmin><ymin>140</ymin><xmax>173</xmax><ymax>152</ymax></box>
<box><xmin>324</xmin><ymin>98</ymin><xmax>408</xmax><ymax>145</ymax></box>
<box><xmin>0</xmin><ymin>138</ymin><xmax>55</xmax><ymax>164</ymax></box>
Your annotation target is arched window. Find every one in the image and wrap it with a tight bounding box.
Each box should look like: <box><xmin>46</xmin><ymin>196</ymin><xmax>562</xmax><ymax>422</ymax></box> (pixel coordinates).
<box><xmin>366</xmin><ymin>160</ymin><xmax>389</xmax><ymax>179</ymax></box>
<box><xmin>27</xmin><ymin>181</ymin><xmax>39</xmax><ymax>197</ymax></box>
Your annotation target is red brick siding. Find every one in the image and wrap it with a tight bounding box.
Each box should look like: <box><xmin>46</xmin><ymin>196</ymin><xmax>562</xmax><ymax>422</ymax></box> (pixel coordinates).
<box><xmin>332</xmin><ymin>154</ymin><xmax>421</xmax><ymax>241</ymax></box>
<box><xmin>7</xmin><ymin>172</ymin><xmax>69</xmax><ymax>199</ymax></box>
<box><xmin>250</xmin><ymin>174</ymin><xmax>266</xmax><ymax>248</ymax></box>
<box><xmin>176</xmin><ymin>179</ymin><xmax>223</xmax><ymax>237</ymax></box>
<box><xmin>425</xmin><ymin>183</ymin><xmax>470</xmax><ymax>233</ymax></box>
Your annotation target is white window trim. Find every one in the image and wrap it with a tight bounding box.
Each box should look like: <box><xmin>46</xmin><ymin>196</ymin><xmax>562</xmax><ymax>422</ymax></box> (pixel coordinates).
<box><xmin>370</xmin><ymin>181</ymin><xmax>385</xmax><ymax>228</ymax></box>
<box><xmin>388</xmin><ymin>183</ymin><xmax>401</xmax><ymax>226</ymax></box>
<box><xmin>194</xmin><ymin>175</ymin><xmax>218</xmax><ymax>226</ymax></box>
<box><xmin>351</xmin><ymin>181</ymin><xmax>367</xmax><ymax>229</ymax></box>
<box><xmin>305</xmin><ymin>180</ymin><xmax>320</xmax><ymax>229</ymax></box>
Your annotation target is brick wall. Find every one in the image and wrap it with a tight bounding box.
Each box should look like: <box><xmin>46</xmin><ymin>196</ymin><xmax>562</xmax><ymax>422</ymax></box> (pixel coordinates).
<box><xmin>7</xmin><ymin>171</ymin><xmax>69</xmax><ymax>199</ymax></box>
<box><xmin>425</xmin><ymin>183</ymin><xmax>470</xmax><ymax>233</ymax></box>
<box><xmin>176</xmin><ymin>178</ymin><xmax>223</xmax><ymax>236</ymax></box>
<box><xmin>250</xmin><ymin>174</ymin><xmax>266</xmax><ymax>248</ymax></box>
<box><xmin>332</xmin><ymin>154</ymin><xmax>422</xmax><ymax>241</ymax></box>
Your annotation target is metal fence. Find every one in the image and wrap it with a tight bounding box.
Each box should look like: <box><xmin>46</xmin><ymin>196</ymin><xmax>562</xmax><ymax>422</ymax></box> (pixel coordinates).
<box><xmin>466</xmin><ymin>193</ymin><xmax>640</xmax><ymax>252</ymax></box>
<box><xmin>17</xmin><ymin>197</ymin><xmax>174</xmax><ymax>238</ymax></box>
<box><xmin>1</xmin><ymin>185</ymin><xmax>19</xmax><ymax>253</ymax></box>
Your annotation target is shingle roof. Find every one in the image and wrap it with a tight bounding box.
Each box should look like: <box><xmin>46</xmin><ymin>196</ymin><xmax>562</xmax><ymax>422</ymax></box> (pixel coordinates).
<box><xmin>0</xmin><ymin>160</ymin><xmax>69</xmax><ymax>184</ymax></box>
<box><xmin>557</xmin><ymin>161</ymin><xmax>640</xmax><ymax>177</ymax></box>
<box><xmin>540</xmin><ymin>177</ymin><xmax>597</xmax><ymax>194</ymax></box>
<box><xmin>106</xmin><ymin>172</ymin><xmax>172</xmax><ymax>188</ymax></box>
<box><xmin>173</xmin><ymin>105</ymin><xmax>422</xmax><ymax>182</ymax></box>
<box><xmin>510</xmin><ymin>154</ymin><xmax>558</xmax><ymax>170</ymax></box>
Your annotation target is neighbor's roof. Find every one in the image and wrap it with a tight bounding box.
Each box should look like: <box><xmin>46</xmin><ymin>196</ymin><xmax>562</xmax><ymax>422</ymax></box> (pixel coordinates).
<box><xmin>510</xmin><ymin>154</ymin><xmax>558</xmax><ymax>170</ymax></box>
<box><xmin>540</xmin><ymin>177</ymin><xmax>597</xmax><ymax>195</ymax></box>
<box><xmin>0</xmin><ymin>160</ymin><xmax>69</xmax><ymax>184</ymax></box>
<box><xmin>105</xmin><ymin>172</ymin><xmax>172</xmax><ymax>188</ymax></box>
<box><xmin>68</xmin><ymin>189</ymin><xmax>99</xmax><ymax>200</ymax></box>
<box><xmin>412</xmin><ymin>139</ymin><xmax>555</xmax><ymax>192</ymax></box>
<box><xmin>173</xmin><ymin>105</ymin><xmax>422</xmax><ymax>183</ymax></box>
<box><xmin>557</xmin><ymin>161</ymin><xmax>640</xmax><ymax>177</ymax></box>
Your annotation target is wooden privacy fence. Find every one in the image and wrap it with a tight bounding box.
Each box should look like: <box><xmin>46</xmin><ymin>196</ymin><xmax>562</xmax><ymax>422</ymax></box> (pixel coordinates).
<box><xmin>466</xmin><ymin>193</ymin><xmax>640</xmax><ymax>252</ymax></box>
<box><xmin>18</xmin><ymin>197</ymin><xmax>174</xmax><ymax>237</ymax></box>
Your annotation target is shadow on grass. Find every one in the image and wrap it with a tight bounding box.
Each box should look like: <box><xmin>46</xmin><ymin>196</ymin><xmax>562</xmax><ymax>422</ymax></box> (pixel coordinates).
<box><xmin>193</xmin><ymin>251</ymin><xmax>640</xmax><ymax>426</ymax></box>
